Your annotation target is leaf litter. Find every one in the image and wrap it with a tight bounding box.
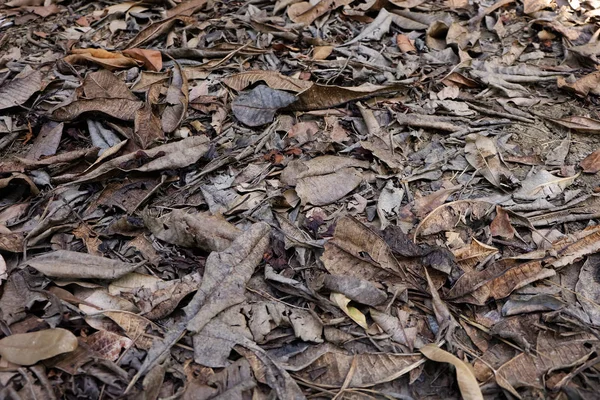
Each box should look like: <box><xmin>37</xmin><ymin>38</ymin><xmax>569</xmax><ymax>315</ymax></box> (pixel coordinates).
<box><xmin>0</xmin><ymin>0</ymin><xmax>600</xmax><ymax>399</ymax></box>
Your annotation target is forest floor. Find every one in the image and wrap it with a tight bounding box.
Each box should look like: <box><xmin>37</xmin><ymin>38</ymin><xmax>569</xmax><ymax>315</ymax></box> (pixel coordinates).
<box><xmin>1</xmin><ymin>0</ymin><xmax>600</xmax><ymax>399</ymax></box>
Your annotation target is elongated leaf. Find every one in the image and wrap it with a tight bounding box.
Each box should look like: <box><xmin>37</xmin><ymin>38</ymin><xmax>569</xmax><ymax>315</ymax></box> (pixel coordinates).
<box><xmin>126</xmin><ymin>16</ymin><xmax>194</xmax><ymax>49</ymax></box>
<box><xmin>420</xmin><ymin>344</ymin><xmax>484</xmax><ymax>400</ymax></box>
<box><xmin>161</xmin><ymin>61</ymin><xmax>188</xmax><ymax>133</ymax></box>
<box><xmin>289</xmin><ymin>83</ymin><xmax>406</xmax><ymax>111</ymax></box>
<box><xmin>548</xmin><ymin>115</ymin><xmax>600</xmax><ymax>133</ymax></box>
<box><xmin>232</xmin><ymin>85</ymin><xmax>297</xmax><ymax>127</ymax></box>
<box><xmin>26</xmin><ymin>250</ymin><xmax>145</xmax><ymax>279</ymax></box>
<box><xmin>223</xmin><ymin>70</ymin><xmax>313</xmax><ymax>93</ymax></box>
<box><xmin>0</xmin><ymin>328</ymin><xmax>78</xmax><ymax>366</ymax></box>
<box><xmin>330</xmin><ymin>292</ymin><xmax>368</xmax><ymax>329</ymax></box>
<box><xmin>52</xmin><ymin>98</ymin><xmax>143</xmax><ymax>121</ymax></box>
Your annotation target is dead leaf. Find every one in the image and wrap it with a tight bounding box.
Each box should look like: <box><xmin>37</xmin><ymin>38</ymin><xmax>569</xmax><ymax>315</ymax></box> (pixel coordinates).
<box><xmin>64</xmin><ymin>48</ymin><xmax>140</xmax><ymax>70</ymax></box>
<box><xmin>490</xmin><ymin>206</ymin><xmax>517</xmax><ymax>239</ymax></box>
<box><xmin>161</xmin><ymin>61</ymin><xmax>188</xmax><ymax>133</ymax></box>
<box><xmin>126</xmin><ymin>16</ymin><xmax>195</xmax><ymax>49</ymax></box>
<box><xmin>415</xmin><ymin>200</ymin><xmax>494</xmax><ymax>238</ymax></box>
<box><xmin>581</xmin><ymin>149</ymin><xmax>600</xmax><ymax>173</ymax></box>
<box><xmin>232</xmin><ymin>85</ymin><xmax>297</xmax><ymax>127</ymax></box>
<box><xmin>465</xmin><ymin>134</ymin><xmax>520</xmax><ymax>190</ymax></box>
<box><xmin>223</xmin><ymin>70</ymin><xmax>313</xmax><ymax>93</ymax></box>
<box><xmin>52</xmin><ymin>98</ymin><xmax>143</xmax><ymax>121</ymax></box>
<box><xmin>0</xmin><ymin>70</ymin><xmax>43</xmax><ymax>110</ymax></box>
<box><xmin>287</xmin><ymin>0</ymin><xmax>354</xmax><ymax>25</ymax></box>
<box><xmin>25</xmin><ymin>250</ymin><xmax>145</xmax><ymax>280</ymax></box>
<box><xmin>134</xmin><ymin>102</ymin><xmax>164</xmax><ymax>149</ymax></box>
<box><xmin>167</xmin><ymin>0</ymin><xmax>207</xmax><ymax>17</ymax></box>
<box><xmin>420</xmin><ymin>344</ymin><xmax>483</xmax><ymax>400</ymax></box>
<box><xmin>557</xmin><ymin>71</ymin><xmax>600</xmax><ymax>97</ymax></box>
<box><xmin>330</xmin><ymin>292</ymin><xmax>368</xmax><ymax>329</ymax></box>
<box><xmin>123</xmin><ymin>48</ymin><xmax>163</xmax><ymax>72</ymax></box>
<box><xmin>548</xmin><ymin>115</ymin><xmax>600</xmax><ymax>134</ymax></box>
<box><xmin>143</xmin><ymin>209</ymin><xmax>240</xmax><ymax>252</ymax></box>
<box><xmin>0</xmin><ymin>329</ymin><xmax>78</xmax><ymax>366</ymax></box>
<box><xmin>396</xmin><ymin>34</ymin><xmax>416</xmax><ymax>52</ymax></box>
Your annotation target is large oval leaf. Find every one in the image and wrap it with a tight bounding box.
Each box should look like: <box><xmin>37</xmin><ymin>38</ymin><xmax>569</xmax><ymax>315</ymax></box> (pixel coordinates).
<box><xmin>0</xmin><ymin>328</ymin><xmax>78</xmax><ymax>366</ymax></box>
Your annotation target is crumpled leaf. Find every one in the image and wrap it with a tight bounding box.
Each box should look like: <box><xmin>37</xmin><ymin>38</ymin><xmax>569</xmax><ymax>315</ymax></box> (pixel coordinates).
<box><xmin>465</xmin><ymin>134</ymin><xmax>519</xmax><ymax>190</ymax></box>
<box><xmin>25</xmin><ymin>250</ymin><xmax>145</xmax><ymax>280</ymax></box>
<box><xmin>167</xmin><ymin>0</ymin><xmax>207</xmax><ymax>17</ymax></box>
<box><xmin>420</xmin><ymin>344</ymin><xmax>484</xmax><ymax>400</ymax></box>
<box><xmin>161</xmin><ymin>61</ymin><xmax>188</xmax><ymax>133</ymax></box>
<box><xmin>223</xmin><ymin>70</ymin><xmax>313</xmax><ymax>93</ymax></box>
<box><xmin>0</xmin><ymin>328</ymin><xmax>78</xmax><ymax>366</ymax></box>
<box><xmin>64</xmin><ymin>48</ymin><xmax>140</xmax><ymax>70</ymax></box>
<box><xmin>371</xmin><ymin>309</ymin><xmax>418</xmax><ymax>350</ymax></box>
<box><xmin>26</xmin><ymin>121</ymin><xmax>63</xmax><ymax>160</ymax></box>
<box><xmin>490</xmin><ymin>206</ymin><xmax>517</xmax><ymax>239</ymax></box>
<box><xmin>0</xmin><ymin>70</ymin><xmax>43</xmax><ymax>111</ymax></box>
<box><xmin>143</xmin><ymin>209</ymin><xmax>240</xmax><ymax>252</ymax></box>
<box><xmin>415</xmin><ymin>200</ymin><xmax>494</xmax><ymax>238</ymax></box>
<box><xmin>232</xmin><ymin>85</ymin><xmax>297</xmax><ymax>127</ymax></box>
<box><xmin>323</xmin><ymin>274</ymin><xmax>387</xmax><ymax>306</ymax></box>
<box><xmin>134</xmin><ymin>102</ymin><xmax>164</xmax><ymax>149</ymax></box>
<box><xmin>557</xmin><ymin>70</ymin><xmax>600</xmax><ymax>97</ymax></box>
<box><xmin>514</xmin><ymin>169</ymin><xmax>579</xmax><ymax>200</ymax></box>
<box><xmin>575</xmin><ymin>255</ymin><xmax>600</xmax><ymax>326</ymax></box>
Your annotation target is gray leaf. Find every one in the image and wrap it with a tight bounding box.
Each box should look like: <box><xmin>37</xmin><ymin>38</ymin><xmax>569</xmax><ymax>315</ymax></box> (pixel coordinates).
<box><xmin>232</xmin><ymin>85</ymin><xmax>297</xmax><ymax>127</ymax></box>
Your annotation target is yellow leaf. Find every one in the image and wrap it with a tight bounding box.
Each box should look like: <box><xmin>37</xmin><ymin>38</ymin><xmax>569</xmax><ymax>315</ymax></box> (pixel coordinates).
<box><xmin>331</xmin><ymin>292</ymin><xmax>368</xmax><ymax>329</ymax></box>
<box><xmin>420</xmin><ymin>344</ymin><xmax>483</xmax><ymax>400</ymax></box>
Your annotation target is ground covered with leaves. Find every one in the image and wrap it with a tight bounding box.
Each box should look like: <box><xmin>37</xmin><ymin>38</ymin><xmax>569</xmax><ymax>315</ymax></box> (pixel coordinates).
<box><xmin>1</xmin><ymin>0</ymin><xmax>600</xmax><ymax>398</ymax></box>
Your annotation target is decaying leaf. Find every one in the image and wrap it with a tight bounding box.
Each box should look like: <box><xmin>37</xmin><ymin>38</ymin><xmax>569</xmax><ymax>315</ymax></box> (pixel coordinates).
<box><xmin>25</xmin><ymin>250</ymin><xmax>145</xmax><ymax>279</ymax></box>
<box><xmin>52</xmin><ymin>98</ymin><xmax>143</xmax><ymax>121</ymax></box>
<box><xmin>548</xmin><ymin>115</ymin><xmax>600</xmax><ymax>134</ymax></box>
<box><xmin>161</xmin><ymin>61</ymin><xmax>188</xmax><ymax>133</ymax></box>
<box><xmin>64</xmin><ymin>48</ymin><xmax>140</xmax><ymax>70</ymax></box>
<box><xmin>287</xmin><ymin>0</ymin><xmax>354</xmax><ymax>25</ymax></box>
<box><xmin>0</xmin><ymin>329</ymin><xmax>78</xmax><ymax>366</ymax></box>
<box><xmin>330</xmin><ymin>292</ymin><xmax>368</xmax><ymax>329</ymax></box>
<box><xmin>465</xmin><ymin>134</ymin><xmax>520</xmax><ymax>190</ymax></box>
<box><xmin>223</xmin><ymin>70</ymin><xmax>313</xmax><ymax>93</ymax></box>
<box><xmin>126</xmin><ymin>16</ymin><xmax>195</xmax><ymax>49</ymax></box>
<box><xmin>143</xmin><ymin>209</ymin><xmax>240</xmax><ymax>252</ymax></box>
<box><xmin>232</xmin><ymin>85</ymin><xmax>297</xmax><ymax>127</ymax></box>
<box><xmin>415</xmin><ymin>200</ymin><xmax>494</xmax><ymax>238</ymax></box>
<box><xmin>580</xmin><ymin>149</ymin><xmax>600</xmax><ymax>173</ymax></box>
<box><xmin>0</xmin><ymin>70</ymin><xmax>43</xmax><ymax>110</ymax></box>
<box><xmin>122</xmin><ymin>48</ymin><xmax>163</xmax><ymax>71</ymax></box>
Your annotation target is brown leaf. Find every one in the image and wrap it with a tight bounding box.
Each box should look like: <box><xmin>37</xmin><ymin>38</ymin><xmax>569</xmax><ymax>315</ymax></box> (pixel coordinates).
<box><xmin>186</xmin><ymin>222</ymin><xmax>271</xmax><ymax>332</ymax></box>
<box><xmin>143</xmin><ymin>209</ymin><xmax>240</xmax><ymax>252</ymax></box>
<box><xmin>123</xmin><ymin>48</ymin><xmax>163</xmax><ymax>72</ymax></box>
<box><xmin>25</xmin><ymin>250</ymin><xmax>145</xmax><ymax>280</ymax></box>
<box><xmin>26</xmin><ymin>121</ymin><xmax>63</xmax><ymax>160</ymax></box>
<box><xmin>223</xmin><ymin>70</ymin><xmax>313</xmax><ymax>93</ymax></box>
<box><xmin>0</xmin><ymin>328</ymin><xmax>78</xmax><ymax>366</ymax></box>
<box><xmin>134</xmin><ymin>102</ymin><xmax>164</xmax><ymax>149</ymax></box>
<box><xmin>289</xmin><ymin>82</ymin><xmax>406</xmax><ymax>111</ymax></box>
<box><xmin>84</xmin><ymin>330</ymin><xmax>133</xmax><ymax>361</ymax></box>
<box><xmin>452</xmin><ymin>239</ymin><xmax>498</xmax><ymax>271</ymax></box>
<box><xmin>64</xmin><ymin>48</ymin><xmax>140</xmax><ymax>70</ymax></box>
<box><xmin>81</xmin><ymin>69</ymin><xmax>138</xmax><ymax>101</ymax></box>
<box><xmin>161</xmin><ymin>62</ymin><xmax>189</xmax><ymax>133</ymax></box>
<box><xmin>397</xmin><ymin>34</ymin><xmax>417</xmax><ymax>52</ymax></box>
<box><xmin>580</xmin><ymin>149</ymin><xmax>600</xmax><ymax>173</ymax></box>
<box><xmin>232</xmin><ymin>85</ymin><xmax>297</xmax><ymax>127</ymax></box>
<box><xmin>287</xmin><ymin>0</ymin><xmax>354</xmax><ymax>25</ymax></box>
<box><xmin>557</xmin><ymin>71</ymin><xmax>600</xmax><ymax>97</ymax></box>
<box><xmin>291</xmin><ymin>347</ymin><xmax>423</xmax><ymax>387</ymax></box>
<box><xmin>548</xmin><ymin>115</ymin><xmax>600</xmax><ymax>134</ymax></box>
<box><xmin>0</xmin><ymin>70</ymin><xmax>43</xmax><ymax>110</ymax></box>
<box><xmin>126</xmin><ymin>16</ymin><xmax>195</xmax><ymax>49</ymax></box>
<box><xmin>490</xmin><ymin>206</ymin><xmax>517</xmax><ymax>239</ymax></box>
<box><xmin>52</xmin><ymin>98</ymin><xmax>143</xmax><ymax>121</ymax></box>
<box><xmin>415</xmin><ymin>200</ymin><xmax>494</xmax><ymax>238</ymax></box>
<box><xmin>420</xmin><ymin>345</ymin><xmax>484</xmax><ymax>400</ymax></box>
<box><xmin>465</xmin><ymin>134</ymin><xmax>520</xmax><ymax>190</ymax></box>
<box><xmin>167</xmin><ymin>0</ymin><xmax>207</xmax><ymax>17</ymax></box>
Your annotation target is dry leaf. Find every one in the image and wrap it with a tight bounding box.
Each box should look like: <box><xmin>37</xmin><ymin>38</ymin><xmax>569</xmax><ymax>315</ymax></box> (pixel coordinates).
<box><xmin>330</xmin><ymin>292</ymin><xmax>368</xmax><ymax>329</ymax></box>
<box><xmin>0</xmin><ymin>329</ymin><xmax>78</xmax><ymax>366</ymax></box>
<box><xmin>557</xmin><ymin>71</ymin><xmax>600</xmax><ymax>97</ymax></box>
<box><xmin>287</xmin><ymin>0</ymin><xmax>354</xmax><ymax>25</ymax></box>
<box><xmin>26</xmin><ymin>250</ymin><xmax>145</xmax><ymax>279</ymax></box>
<box><xmin>143</xmin><ymin>209</ymin><xmax>240</xmax><ymax>252</ymax></box>
<box><xmin>52</xmin><ymin>98</ymin><xmax>143</xmax><ymax>121</ymax></box>
<box><xmin>134</xmin><ymin>102</ymin><xmax>164</xmax><ymax>149</ymax></box>
<box><xmin>161</xmin><ymin>61</ymin><xmax>188</xmax><ymax>133</ymax></box>
<box><xmin>126</xmin><ymin>16</ymin><xmax>195</xmax><ymax>49</ymax></box>
<box><xmin>313</xmin><ymin>45</ymin><xmax>334</xmax><ymax>60</ymax></box>
<box><xmin>232</xmin><ymin>85</ymin><xmax>297</xmax><ymax>127</ymax></box>
<box><xmin>415</xmin><ymin>200</ymin><xmax>494</xmax><ymax>238</ymax></box>
<box><xmin>420</xmin><ymin>344</ymin><xmax>484</xmax><ymax>400</ymax></box>
<box><xmin>167</xmin><ymin>0</ymin><xmax>207</xmax><ymax>17</ymax></box>
<box><xmin>223</xmin><ymin>70</ymin><xmax>313</xmax><ymax>93</ymax></box>
<box><xmin>0</xmin><ymin>70</ymin><xmax>43</xmax><ymax>111</ymax></box>
<box><xmin>465</xmin><ymin>134</ymin><xmax>520</xmax><ymax>190</ymax></box>
<box><xmin>397</xmin><ymin>34</ymin><xmax>417</xmax><ymax>52</ymax></box>
<box><xmin>580</xmin><ymin>149</ymin><xmax>600</xmax><ymax>173</ymax></box>
<box><xmin>490</xmin><ymin>206</ymin><xmax>517</xmax><ymax>239</ymax></box>
<box><xmin>65</xmin><ymin>48</ymin><xmax>140</xmax><ymax>70</ymax></box>
<box><xmin>123</xmin><ymin>48</ymin><xmax>163</xmax><ymax>71</ymax></box>
<box><xmin>548</xmin><ymin>115</ymin><xmax>600</xmax><ymax>134</ymax></box>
